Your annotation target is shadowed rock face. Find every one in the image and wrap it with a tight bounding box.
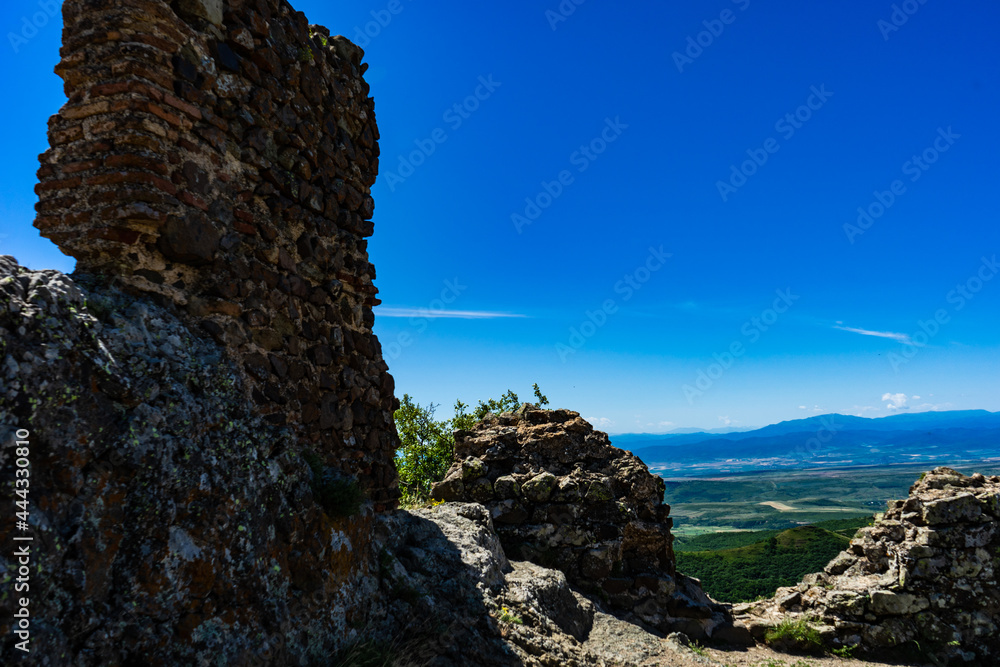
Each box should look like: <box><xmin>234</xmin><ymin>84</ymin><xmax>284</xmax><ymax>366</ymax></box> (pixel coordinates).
<box><xmin>430</xmin><ymin>405</ymin><xmax>744</xmax><ymax>641</ymax></box>
<box><xmin>0</xmin><ymin>260</ymin><xmax>380</xmax><ymax>663</ymax></box>
<box><xmin>374</xmin><ymin>503</ymin><xmax>725</xmax><ymax>667</ymax></box>
<box><xmin>1</xmin><ymin>0</ymin><xmax>400</xmax><ymax>662</ymax></box>
<box><xmin>738</xmin><ymin>467</ymin><xmax>1000</xmax><ymax>663</ymax></box>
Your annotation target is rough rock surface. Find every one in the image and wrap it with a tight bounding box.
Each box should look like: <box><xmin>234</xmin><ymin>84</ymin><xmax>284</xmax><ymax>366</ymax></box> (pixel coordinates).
<box><xmin>429</xmin><ymin>406</ymin><xmax>744</xmax><ymax>641</ymax></box>
<box><xmin>375</xmin><ymin>502</ymin><xmax>732</xmax><ymax>667</ymax></box>
<box><xmin>0</xmin><ymin>259</ymin><xmax>381</xmax><ymax>663</ymax></box>
<box><xmin>737</xmin><ymin>467</ymin><xmax>1000</xmax><ymax>664</ymax></box>
<box><xmin>34</xmin><ymin>0</ymin><xmax>399</xmax><ymax>507</ymax></box>
<box><xmin>375</xmin><ymin>503</ymin><xmax>921</xmax><ymax>667</ymax></box>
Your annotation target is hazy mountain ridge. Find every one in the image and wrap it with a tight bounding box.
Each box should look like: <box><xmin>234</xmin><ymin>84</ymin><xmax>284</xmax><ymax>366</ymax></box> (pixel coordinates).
<box><xmin>622</xmin><ymin>410</ymin><xmax>1000</xmax><ymax>471</ymax></box>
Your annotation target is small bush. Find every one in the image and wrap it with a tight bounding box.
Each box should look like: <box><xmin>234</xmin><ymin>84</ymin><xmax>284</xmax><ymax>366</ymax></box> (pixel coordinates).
<box><xmin>765</xmin><ymin>617</ymin><xmax>824</xmax><ymax>653</ymax></box>
<box><xmin>499</xmin><ymin>606</ymin><xmax>523</xmax><ymax>625</ymax></box>
<box><xmin>303</xmin><ymin>450</ymin><xmax>363</xmax><ymax>517</ymax></box>
<box><xmin>832</xmin><ymin>644</ymin><xmax>857</xmax><ymax>658</ymax></box>
<box><xmin>315</xmin><ymin>475</ymin><xmax>363</xmax><ymax>517</ymax></box>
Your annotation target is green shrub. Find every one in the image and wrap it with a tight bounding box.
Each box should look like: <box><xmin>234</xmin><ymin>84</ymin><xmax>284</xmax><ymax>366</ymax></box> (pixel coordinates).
<box><xmin>532</xmin><ymin>383</ymin><xmax>549</xmax><ymax>406</ymax></box>
<box><xmin>394</xmin><ymin>395</ymin><xmax>456</xmax><ymax>506</ymax></box>
<box><xmin>315</xmin><ymin>476</ymin><xmax>363</xmax><ymax>517</ymax></box>
<box><xmin>303</xmin><ymin>450</ymin><xmax>363</xmax><ymax>517</ymax></box>
<box><xmin>393</xmin><ymin>386</ymin><xmax>548</xmax><ymax>507</ymax></box>
<box><xmin>499</xmin><ymin>606</ymin><xmax>523</xmax><ymax>625</ymax></box>
<box><xmin>765</xmin><ymin>617</ymin><xmax>824</xmax><ymax>652</ymax></box>
<box><xmin>832</xmin><ymin>644</ymin><xmax>857</xmax><ymax>658</ymax></box>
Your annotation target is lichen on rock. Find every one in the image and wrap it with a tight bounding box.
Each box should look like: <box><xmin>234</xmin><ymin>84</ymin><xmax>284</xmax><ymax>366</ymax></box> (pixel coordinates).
<box><xmin>0</xmin><ymin>258</ymin><xmax>377</xmax><ymax>663</ymax></box>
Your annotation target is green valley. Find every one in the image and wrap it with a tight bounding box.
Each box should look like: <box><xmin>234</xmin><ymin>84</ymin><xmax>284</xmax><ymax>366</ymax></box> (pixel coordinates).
<box><xmin>663</xmin><ymin>463</ymin><xmax>1000</xmax><ymax>536</ymax></box>
<box><xmin>663</xmin><ymin>464</ymin><xmax>1000</xmax><ymax>603</ymax></box>
<box><xmin>675</xmin><ymin>523</ymin><xmax>862</xmax><ymax>603</ymax></box>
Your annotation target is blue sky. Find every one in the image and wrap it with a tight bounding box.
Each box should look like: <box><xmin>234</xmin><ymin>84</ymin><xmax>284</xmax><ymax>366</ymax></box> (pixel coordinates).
<box><xmin>2</xmin><ymin>0</ymin><xmax>998</xmax><ymax>433</ymax></box>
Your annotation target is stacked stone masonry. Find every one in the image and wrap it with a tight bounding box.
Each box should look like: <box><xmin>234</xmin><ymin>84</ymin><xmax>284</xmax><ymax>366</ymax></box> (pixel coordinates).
<box><xmin>33</xmin><ymin>0</ymin><xmax>398</xmax><ymax>507</ymax></box>
<box><xmin>430</xmin><ymin>405</ymin><xmax>744</xmax><ymax>641</ymax></box>
<box><xmin>738</xmin><ymin>467</ymin><xmax>1000</xmax><ymax>663</ymax></box>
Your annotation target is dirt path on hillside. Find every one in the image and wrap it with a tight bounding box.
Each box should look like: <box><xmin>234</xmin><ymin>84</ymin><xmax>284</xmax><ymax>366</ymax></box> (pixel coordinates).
<box><xmin>758</xmin><ymin>501</ymin><xmax>797</xmax><ymax>511</ymax></box>
<box><xmin>580</xmin><ymin>611</ymin><xmax>928</xmax><ymax>667</ymax></box>
<box><xmin>687</xmin><ymin>642</ymin><xmax>926</xmax><ymax>667</ymax></box>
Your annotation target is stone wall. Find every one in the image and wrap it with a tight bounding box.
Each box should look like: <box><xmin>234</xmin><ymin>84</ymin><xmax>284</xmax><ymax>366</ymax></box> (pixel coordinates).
<box><xmin>33</xmin><ymin>0</ymin><xmax>398</xmax><ymax>508</ymax></box>
<box><xmin>738</xmin><ymin>467</ymin><xmax>1000</xmax><ymax>663</ymax></box>
<box><xmin>430</xmin><ymin>406</ymin><xmax>745</xmax><ymax>642</ymax></box>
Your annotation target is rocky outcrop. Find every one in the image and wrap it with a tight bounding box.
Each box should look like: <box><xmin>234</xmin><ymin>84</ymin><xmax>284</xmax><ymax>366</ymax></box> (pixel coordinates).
<box><xmin>374</xmin><ymin>502</ymin><xmax>736</xmax><ymax>667</ymax></box>
<box><xmin>738</xmin><ymin>467</ymin><xmax>1000</xmax><ymax>664</ymax></box>
<box><xmin>0</xmin><ymin>259</ymin><xmax>382</xmax><ymax>663</ymax></box>
<box><xmin>429</xmin><ymin>406</ymin><xmax>746</xmax><ymax>642</ymax></box>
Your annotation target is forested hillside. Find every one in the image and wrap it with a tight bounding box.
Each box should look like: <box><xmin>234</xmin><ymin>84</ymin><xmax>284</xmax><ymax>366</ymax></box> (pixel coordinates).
<box><xmin>675</xmin><ymin>519</ymin><xmax>871</xmax><ymax>602</ymax></box>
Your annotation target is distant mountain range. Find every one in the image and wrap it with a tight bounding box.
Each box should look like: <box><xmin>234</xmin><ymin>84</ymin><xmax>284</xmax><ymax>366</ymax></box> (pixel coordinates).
<box><xmin>610</xmin><ymin>426</ymin><xmax>755</xmax><ymax>444</ymax></box>
<box><xmin>615</xmin><ymin>410</ymin><xmax>1000</xmax><ymax>476</ymax></box>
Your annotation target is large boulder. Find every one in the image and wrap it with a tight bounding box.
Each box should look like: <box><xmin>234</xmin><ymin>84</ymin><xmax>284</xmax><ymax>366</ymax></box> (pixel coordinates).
<box><xmin>431</xmin><ymin>405</ymin><xmax>744</xmax><ymax>641</ymax></box>
<box><xmin>0</xmin><ymin>259</ymin><xmax>379</xmax><ymax>663</ymax></box>
<box><xmin>373</xmin><ymin>503</ymin><xmax>740</xmax><ymax>666</ymax></box>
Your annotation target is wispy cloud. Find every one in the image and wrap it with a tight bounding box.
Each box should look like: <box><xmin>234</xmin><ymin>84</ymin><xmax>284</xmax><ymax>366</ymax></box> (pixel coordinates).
<box><xmin>834</xmin><ymin>324</ymin><xmax>912</xmax><ymax>344</ymax></box>
<box><xmin>377</xmin><ymin>308</ymin><xmax>527</xmax><ymax>319</ymax></box>
<box><xmin>882</xmin><ymin>392</ymin><xmax>909</xmax><ymax>410</ymax></box>
<box><xmin>878</xmin><ymin>394</ymin><xmax>952</xmax><ymax>414</ymax></box>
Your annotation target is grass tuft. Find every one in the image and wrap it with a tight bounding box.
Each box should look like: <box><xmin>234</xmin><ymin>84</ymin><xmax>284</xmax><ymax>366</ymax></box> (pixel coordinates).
<box><xmin>764</xmin><ymin>616</ymin><xmax>824</xmax><ymax>653</ymax></box>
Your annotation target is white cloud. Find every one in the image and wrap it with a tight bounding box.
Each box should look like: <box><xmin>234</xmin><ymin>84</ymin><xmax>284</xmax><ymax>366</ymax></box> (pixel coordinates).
<box><xmin>658</xmin><ymin>421</ymin><xmax>674</xmax><ymax>427</ymax></box>
<box><xmin>882</xmin><ymin>392</ymin><xmax>909</xmax><ymax>410</ymax></box>
<box><xmin>377</xmin><ymin>307</ymin><xmax>527</xmax><ymax>319</ymax></box>
<box><xmin>798</xmin><ymin>405</ymin><xmax>807</xmax><ymax>410</ymax></box>
<box><xmin>587</xmin><ymin>416</ymin><xmax>615</xmax><ymax>429</ymax></box>
<box><xmin>835</xmin><ymin>325</ymin><xmax>912</xmax><ymax>344</ymax></box>
<box><xmin>912</xmin><ymin>395</ymin><xmax>921</xmax><ymax>400</ymax></box>
<box><xmin>718</xmin><ymin>416</ymin><xmax>733</xmax><ymax>426</ymax></box>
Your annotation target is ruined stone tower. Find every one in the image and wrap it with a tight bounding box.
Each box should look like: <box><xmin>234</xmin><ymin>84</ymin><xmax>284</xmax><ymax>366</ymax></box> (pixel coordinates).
<box><xmin>33</xmin><ymin>0</ymin><xmax>398</xmax><ymax>506</ymax></box>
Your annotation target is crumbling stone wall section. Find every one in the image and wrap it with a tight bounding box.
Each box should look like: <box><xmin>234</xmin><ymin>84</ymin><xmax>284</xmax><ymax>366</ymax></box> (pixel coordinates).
<box><xmin>738</xmin><ymin>468</ymin><xmax>1000</xmax><ymax>663</ymax></box>
<box><xmin>430</xmin><ymin>406</ymin><xmax>745</xmax><ymax>641</ymax></box>
<box><xmin>33</xmin><ymin>0</ymin><xmax>398</xmax><ymax>508</ymax></box>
